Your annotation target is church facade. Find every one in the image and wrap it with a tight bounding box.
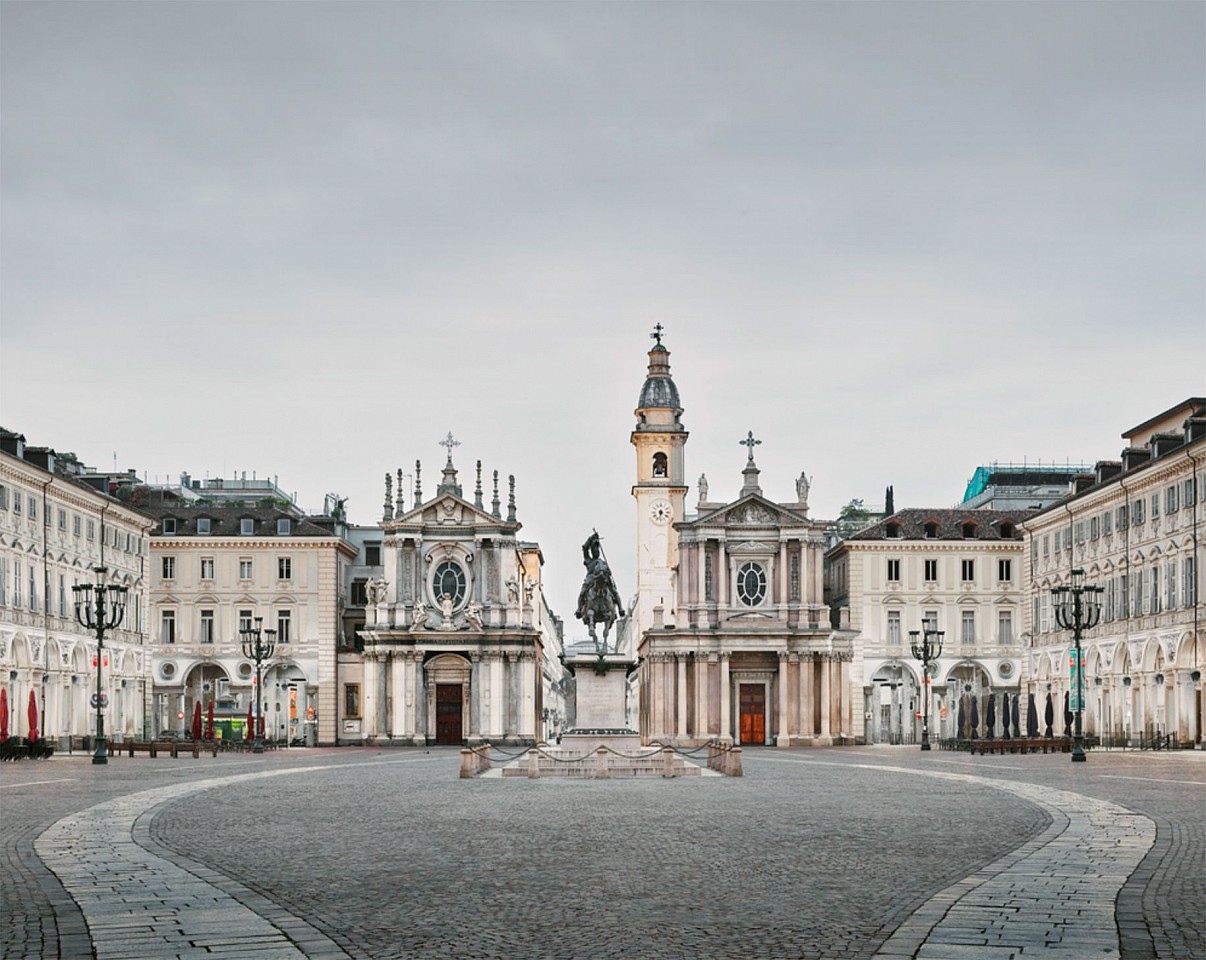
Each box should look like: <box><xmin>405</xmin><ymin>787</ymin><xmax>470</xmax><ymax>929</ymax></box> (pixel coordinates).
<box><xmin>342</xmin><ymin>448</ymin><xmax>564</xmax><ymax>746</ymax></box>
<box><xmin>631</xmin><ymin>337</ymin><xmax>855</xmax><ymax>747</ymax></box>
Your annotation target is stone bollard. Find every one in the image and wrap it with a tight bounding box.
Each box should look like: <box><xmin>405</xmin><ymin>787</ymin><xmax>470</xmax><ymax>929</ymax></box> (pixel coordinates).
<box><xmin>528</xmin><ymin>747</ymin><xmax>540</xmax><ymax>779</ymax></box>
<box><xmin>663</xmin><ymin>747</ymin><xmax>675</xmax><ymax>778</ymax></box>
<box><xmin>597</xmin><ymin>745</ymin><xmax>609</xmax><ymax>779</ymax></box>
<box><xmin>460</xmin><ymin>748</ymin><xmax>478</xmax><ymax>779</ymax></box>
<box><xmin>729</xmin><ymin>746</ymin><xmax>743</xmax><ymax>777</ymax></box>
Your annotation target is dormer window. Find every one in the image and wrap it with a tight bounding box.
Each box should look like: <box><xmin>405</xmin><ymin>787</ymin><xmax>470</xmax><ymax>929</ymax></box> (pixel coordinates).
<box><xmin>961</xmin><ymin>521</ymin><xmax>978</xmax><ymax>539</ymax></box>
<box><xmin>885</xmin><ymin>522</ymin><xmax>901</xmax><ymax>539</ymax></box>
<box><xmin>277</xmin><ymin>518</ymin><xmax>291</xmax><ymax>535</ymax></box>
<box><xmin>161</xmin><ymin>517</ymin><xmax>177</xmax><ymax>535</ymax></box>
<box><xmin>924</xmin><ymin>521</ymin><xmax>940</xmax><ymax>539</ymax></box>
<box><xmin>652</xmin><ymin>452</ymin><xmax>668</xmax><ymax>478</ymax></box>
<box><xmin>999</xmin><ymin>521</ymin><xmax>1015</xmax><ymax>538</ymax></box>
<box><xmin>197</xmin><ymin>517</ymin><xmax>211</xmax><ymax>535</ymax></box>
<box><xmin>240</xmin><ymin>517</ymin><xmax>254</xmax><ymax>535</ymax></box>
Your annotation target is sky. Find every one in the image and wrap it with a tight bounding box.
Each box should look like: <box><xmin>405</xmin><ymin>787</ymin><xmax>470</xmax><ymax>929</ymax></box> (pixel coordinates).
<box><xmin>2</xmin><ymin>1</ymin><xmax>1203</xmax><ymax>633</ymax></box>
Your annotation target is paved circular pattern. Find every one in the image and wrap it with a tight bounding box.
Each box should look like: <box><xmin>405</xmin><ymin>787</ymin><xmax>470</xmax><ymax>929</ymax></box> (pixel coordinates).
<box><xmin>5</xmin><ymin>746</ymin><xmax>1203</xmax><ymax>959</ymax></box>
<box><xmin>150</xmin><ymin>752</ymin><xmax>1049</xmax><ymax>959</ymax></box>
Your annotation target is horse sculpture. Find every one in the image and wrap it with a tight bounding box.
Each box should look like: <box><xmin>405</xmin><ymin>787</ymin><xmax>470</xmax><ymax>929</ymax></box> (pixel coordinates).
<box><xmin>575</xmin><ymin>531</ymin><xmax>624</xmax><ymax>654</ymax></box>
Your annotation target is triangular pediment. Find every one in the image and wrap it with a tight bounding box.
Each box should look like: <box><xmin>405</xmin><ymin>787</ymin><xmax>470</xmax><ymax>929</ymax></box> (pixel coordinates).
<box><xmin>391</xmin><ymin>493</ymin><xmax>519</xmax><ymax>531</ymax></box>
<box><xmin>691</xmin><ymin>493</ymin><xmax>807</xmax><ymax>528</ymax></box>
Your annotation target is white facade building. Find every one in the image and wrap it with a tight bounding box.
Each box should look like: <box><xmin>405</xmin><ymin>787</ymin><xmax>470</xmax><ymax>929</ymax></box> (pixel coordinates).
<box><xmin>141</xmin><ymin>495</ymin><xmax>357</xmax><ymax>744</ymax></box>
<box><xmin>0</xmin><ymin>430</ymin><xmax>154</xmax><ymax>747</ymax></box>
<box><xmin>1022</xmin><ymin>398</ymin><xmax>1204</xmax><ymax>748</ymax></box>
<box><xmin>827</xmin><ymin>509</ymin><xmax>1027</xmax><ymax>744</ymax></box>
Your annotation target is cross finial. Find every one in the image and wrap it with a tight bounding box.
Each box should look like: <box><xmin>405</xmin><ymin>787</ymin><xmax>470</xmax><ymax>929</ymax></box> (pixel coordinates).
<box><xmin>740</xmin><ymin>430</ymin><xmax>762</xmax><ymax>461</ymax></box>
<box><xmin>650</xmin><ymin>323</ymin><xmax>664</xmax><ymax>345</ymax></box>
<box><xmin>439</xmin><ymin>432</ymin><xmax>461</xmax><ymax>461</ymax></box>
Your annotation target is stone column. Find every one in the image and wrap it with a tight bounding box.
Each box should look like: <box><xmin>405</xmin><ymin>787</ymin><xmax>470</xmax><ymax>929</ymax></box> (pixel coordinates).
<box><xmin>819</xmin><ymin>655</ymin><xmax>831</xmax><ymax>741</ymax></box>
<box><xmin>400</xmin><ymin>654</ymin><xmax>413</xmax><ymax>739</ymax></box>
<box><xmin>717</xmin><ymin>538</ymin><xmax>728</xmax><ymax>620</ymax></box>
<box><xmin>776</xmin><ymin>652</ymin><xmax>789</xmax><ymax>746</ymax></box>
<box><xmin>414</xmin><ymin>662</ymin><xmax>427</xmax><ymax>743</ymax></box>
<box><xmin>378</xmin><ymin>654</ymin><xmax>389</xmax><ymax>739</ymax></box>
<box><xmin>362</xmin><ymin>655</ymin><xmax>379</xmax><ymax>739</ymax></box>
<box><xmin>841</xmin><ymin>658</ymin><xmax>853</xmax><ymax>741</ymax></box>
<box><xmin>469</xmin><ymin>653</ymin><xmax>481</xmax><ymax>740</ymax></box>
<box><xmin>778</xmin><ymin>539</ymin><xmax>788</xmax><ymax>617</ymax></box>
<box><xmin>719</xmin><ymin>653</ymin><xmax>731</xmax><ymax>742</ymax></box>
<box><xmin>676</xmin><ymin>655</ymin><xmax>687</xmax><ymax>739</ymax></box>
<box><xmin>695</xmin><ymin>655</ymin><xmax>706</xmax><ymax>739</ymax></box>
<box><xmin>506</xmin><ymin>653</ymin><xmax>519</xmax><ymax>740</ymax></box>
<box><xmin>424</xmin><ymin>676</ymin><xmax>436</xmax><ymax>744</ymax></box>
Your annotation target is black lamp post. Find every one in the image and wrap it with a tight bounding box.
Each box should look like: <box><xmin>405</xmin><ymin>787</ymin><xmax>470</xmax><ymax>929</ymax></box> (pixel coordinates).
<box><xmin>240</xmin><ymin>617</ymin><xmax>276</xmax><ymax>754</ymax></box>
<box><xmin>910</xmin><ymin>620</ymin><xmax>944</xmax><ymax>751</ymax></box>
<box><xmin>72</xmin><ymin>565</ymin><xmax>128</xmax><ymax>765</ymax></box>
<box><xmin>1052</xmin><ymin>567</ymin><xmax>1103</xmax><ymax>763</ymax></box>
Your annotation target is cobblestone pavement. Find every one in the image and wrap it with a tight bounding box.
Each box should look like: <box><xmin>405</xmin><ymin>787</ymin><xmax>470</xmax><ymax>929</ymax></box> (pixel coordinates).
<box><xmin>1</xmin><ymin>746</ymin><xmax>1201</xmax><ymax>959</ymax></box>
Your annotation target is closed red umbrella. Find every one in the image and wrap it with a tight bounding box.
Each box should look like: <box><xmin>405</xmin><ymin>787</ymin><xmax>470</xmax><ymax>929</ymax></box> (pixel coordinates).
<box><xmin>191</xmin><ymin>701</ymin><xmax>203</xmax><ymax>741</ymax></box>
<box><xmin>246</xmin><ymin>702</ymin><xmax>254</xmax><ymax>741</ymax></box>
<box><xmin>205</xmin><ymin>701</ymin><xmax>215</xmax><ymax>740</ymax></box>
<box><xmin>27</xmin><ymin>690</ymin><xmax>39</xmax><ymax>743</ymax></box>
<box><xmin>0</xmin><ymin>687</ymin><xmax>8</xmax><ymax>743</ymax></box>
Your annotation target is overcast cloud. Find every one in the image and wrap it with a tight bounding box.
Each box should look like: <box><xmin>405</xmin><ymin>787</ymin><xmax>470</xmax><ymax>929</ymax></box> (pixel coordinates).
<box><xmin>2</xmin><ymin>1</ymin><xmax>1203</xmax><ymax>629</ymax></box>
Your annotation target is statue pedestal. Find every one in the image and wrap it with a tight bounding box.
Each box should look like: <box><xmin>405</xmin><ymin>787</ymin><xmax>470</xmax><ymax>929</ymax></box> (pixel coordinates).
<box><xmin>561</xmin><ymin>653</ymin><xmax>638</xmax><ymax>749</ymax></box>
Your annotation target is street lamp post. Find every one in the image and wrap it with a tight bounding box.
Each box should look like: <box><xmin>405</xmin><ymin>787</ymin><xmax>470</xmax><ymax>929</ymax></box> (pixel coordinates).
<box><xmin>240</xmin><ymin>617</ymin><xmax>276</xmax><ymax>754</ymax></box>
<box><xmin>910</xmin><ymin>621</ymin><xmax>944</xmax><ymax>751</ymax></box>
<box><xmin>72</xmin><ymin>566</ymin><xmax>129</xmax><ymax>765</ymax></box>
<box><xmin>1052</xmin><ymin>567</ymin><xmax>1103</xmax><ymax>763</ymax></box>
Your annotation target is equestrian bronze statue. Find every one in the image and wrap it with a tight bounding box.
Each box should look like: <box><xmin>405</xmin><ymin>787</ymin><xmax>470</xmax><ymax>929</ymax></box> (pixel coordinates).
<box><xmin>575</xmin><ymin>531</ymin><xmax>625</xmax><ymax>654</ymax></box>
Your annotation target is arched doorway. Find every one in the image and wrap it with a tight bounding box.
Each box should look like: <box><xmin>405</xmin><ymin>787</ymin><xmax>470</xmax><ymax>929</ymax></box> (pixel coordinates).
<box><xmin>868</xmin><ymin>662</ymin><xmax>919</xmax><ymax>744</ymax></box>
<box><xmin>182</xmin><ymin>662</ymin><xmax>231</xmax><ymax>738</ymax></box>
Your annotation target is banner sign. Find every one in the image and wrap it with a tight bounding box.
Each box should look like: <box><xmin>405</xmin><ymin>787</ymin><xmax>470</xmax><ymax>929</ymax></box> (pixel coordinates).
<box><xmin>1069</xmin><ymin>649</ymin><xmax>1084</xmax><ymax>712</ymax></box>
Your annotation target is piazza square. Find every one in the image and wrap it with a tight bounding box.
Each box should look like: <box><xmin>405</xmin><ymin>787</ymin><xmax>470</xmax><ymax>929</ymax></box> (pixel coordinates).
<box><xmin>2</xmin><ymin>2</ymin><xmax>1203</xmax><ymax>958</ymax></box>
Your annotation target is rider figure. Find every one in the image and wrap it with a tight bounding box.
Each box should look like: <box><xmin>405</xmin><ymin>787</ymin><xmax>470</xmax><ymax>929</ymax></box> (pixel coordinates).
<box><xmin>576</xmin><ymin>532</ymin><xmax>623</xmax><ymax>647</ymax></box>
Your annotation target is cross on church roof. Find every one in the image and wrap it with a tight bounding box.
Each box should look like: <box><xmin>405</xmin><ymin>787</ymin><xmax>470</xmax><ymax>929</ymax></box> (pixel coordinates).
<box><xmin>439</xmin><ymin>432</ymin><xmax>461</xmax><ymax>461</ymax></box>
<box><xmin>740</xmin><ymin>430</ymin><xmax>761</xmax><ymax>461</ymax></box>
<box><xmin>650</xmin><ymin>323</ymin><xmax>664</xmax><ymax>345</ymax></box>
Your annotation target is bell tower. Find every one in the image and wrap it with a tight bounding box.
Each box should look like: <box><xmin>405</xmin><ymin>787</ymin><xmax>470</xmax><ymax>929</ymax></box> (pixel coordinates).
<box><xmin>632</xmin><ymin>325</ymin><xmax>688</xmax><ymax>639</ymax></box>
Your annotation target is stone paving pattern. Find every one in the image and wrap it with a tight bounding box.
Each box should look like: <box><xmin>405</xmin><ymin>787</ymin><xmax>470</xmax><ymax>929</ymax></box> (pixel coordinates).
<box><xmin>1</xmin><ymin>746</ymin><xmax>1202</xmax><ymax>959</ymax></box>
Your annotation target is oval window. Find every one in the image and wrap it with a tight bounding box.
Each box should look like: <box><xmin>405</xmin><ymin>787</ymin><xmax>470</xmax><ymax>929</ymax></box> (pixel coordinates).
<box><xmin>736</xmin><ymin>562</ymin><xmax>767</xmax><ymax>606</ymax></box>
<box><xmin>432</xmin><ymin>560</ymin><xmax>467</xmax><ymax>608</ymax></box>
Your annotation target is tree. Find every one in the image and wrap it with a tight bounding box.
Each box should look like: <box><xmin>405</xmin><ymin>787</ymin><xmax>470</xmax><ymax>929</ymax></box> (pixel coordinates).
<box><xmin>838</xmin><ymin>498</ymin><xmax>869</xmax><ymax>522</ymax></box>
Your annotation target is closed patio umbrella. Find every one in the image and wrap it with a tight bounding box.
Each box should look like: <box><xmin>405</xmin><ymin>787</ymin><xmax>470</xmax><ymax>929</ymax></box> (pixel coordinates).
<box><xmin>956</xmin><ymin>697</ymin><xmax>966</xmax><ymax>740</ymax></box>
<box><xmin>970</xmin><ymin>695</ymin><xmax>980</xmax><ymax>739</ymax></box>
<box><xmin>191</xmin><ymin>701</ymin><xmax>203</xmax><ymax>741</ymax></box>
<box><xmin>0</xmin><ymin>687</ymin><xmax>8</xmax><ymax>743</ymax></box>
<box><xmin>27</xmin><ymin>690</ymin><xmax>39</xmax><ymax>743</ymax></box>
<box><xmin>1011</xmin><ymin>693</ymin><xmax>1020</xmax><ymax>738</ymax></box>
<box><xmin>205</xmin><ymin>701</ymin><xmax>215</xmax><ymax>741</ymax></box>
<box><xmin>986</xmin><ymin>694</ymin><xmax>996</xmax><ymax>739</ymax></box>
<box><xmin>1044</xmin><ymin>692</ymin><xmax>1054</xmax><ymax>738</ymax></box>
<box><xmin>246</xmin><ymin>702</ymin><xmax>254</xmax><ymax>740</ymax></box>
<box><xmin>1026</xmin><ymin>693</ymin><xmax>1038</xmax><ymax>737</ymax></box>
<box><xmin>1063</xmin><ymin>691</ymin><xmax>1073</xmax><ymax>737</ymax></box>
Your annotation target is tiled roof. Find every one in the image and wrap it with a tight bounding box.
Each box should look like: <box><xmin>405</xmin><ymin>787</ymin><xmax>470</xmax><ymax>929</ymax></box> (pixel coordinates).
<box><xmin>844</xmin><ymin>508</ymin><xmax>1030</xmax><ymax>542</ymax></box>
<box><xmin>139</xmin><ymin>505</ymin><xmax>337</xmax><ymax>539</ymax></box>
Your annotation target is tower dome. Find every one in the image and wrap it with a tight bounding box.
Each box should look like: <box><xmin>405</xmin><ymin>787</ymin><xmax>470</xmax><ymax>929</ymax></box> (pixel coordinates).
<box><xmin>637</xmin><ymin>343</ymin><xmax>681</xmax><ymax>411</ymax></box>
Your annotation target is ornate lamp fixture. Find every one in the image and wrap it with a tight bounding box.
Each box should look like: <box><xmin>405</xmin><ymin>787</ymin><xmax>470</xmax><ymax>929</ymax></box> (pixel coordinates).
<box><xmin>909</xmin><ymin>619</ymin><xmax>944</xmax><ymax>751</ymax></box>
<box><xmin>240</xmin><ymin>617</ymin><xmax>277</xmax><ymax>754</ymax></box>
<box><xmin>1052</xmin><ymin>568</ymin><xmax>1103</xmax><ymax>762</ymax></box>
<box><xmin>72</xmin><ymin>566</ymin><xmax>128</xmax><ymax>765</ymax></box>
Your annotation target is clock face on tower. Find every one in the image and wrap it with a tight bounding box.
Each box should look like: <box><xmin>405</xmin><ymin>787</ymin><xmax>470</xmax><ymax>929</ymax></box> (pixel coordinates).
<box><xmin>649</xmin><ymin>499</ymin><xmax>673</xmax><ymax>524</ymax></box>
